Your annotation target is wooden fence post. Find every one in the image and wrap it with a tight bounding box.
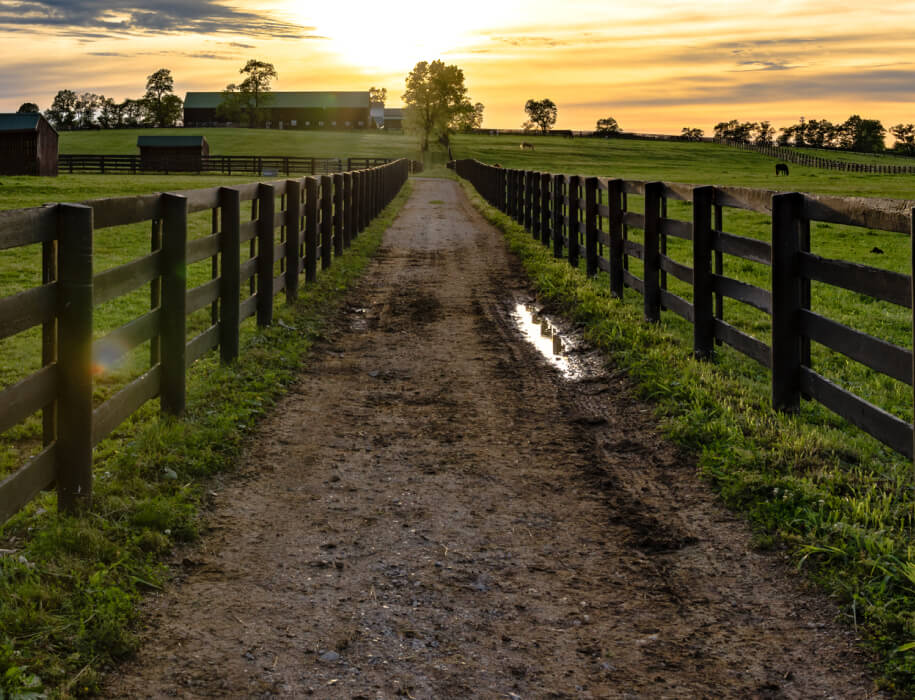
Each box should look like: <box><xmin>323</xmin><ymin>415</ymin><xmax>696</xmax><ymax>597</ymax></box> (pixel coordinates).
<box><xmin>642</xmin><ymin>181</ymin><xmax>664</xmax><ymax>322</ymax></box>
<box><xmin>256</xmin><ymin>184</ymin><xmax>275</xmax><ymax>327</ymax></box>
<box><xmin>552</xmin><ymin>174</ymin><xmax>564</xmax><ymax>259</ymax></box>
<box><xmin>56</xmin><ymin>203</ymin><xmax>94</xmax><ymax>514</ymax></box>
<box><xmin>531</xmin><ymin>172</ymin><xmax>541</xmax><ymax>239</ymax></box>
<box><xmin>692</xmin><ymin>186</ymin><xmax>715</xmax><ymax>358</ymax></box>
<box><xmin>304</xmin><ymin>177</ymin><xmax>319</xmax><ymax>282</ymax></box>
<box><xmin>524</xmin><ymin>171</ymin><xmax>533</xmax><ymax>232</ymax></box>
<box><xmin>607</xmin><ymin>179</ymin><xmax>624</xmax><ymax>298</ymax></box>
<box><xmin>585</xmin><ymin>177</ymin><xmax>599</xmax><ymax>277</ymax></box>
<box><xmin>285</xmin><ymin>180</ymin><xmax>302</xmax><ymax>303</ymax></box>
<box><xmin>771</xmin><ymin>192</ymin><xmax>804</xmax><ymax>412</ymax></box>
<box><xmin>321</xmin><ymin>175</ymin><xmax>333</xmax><ymax>270</ymax></box>
<box><xmin>333</xmin><ymin>173</ymin><xmax>344</xmax><ymax>256</ymax></box>
<box><xmin>343</xmin><ymin>172</ymin><xmax>353</xmax><ymax>247</ymax></box>
<box><xmin>160</xmin><ymin>193</ymin><xmax>188</xmax><ymax>417</ymax></box>
<box><xmin>567</xmin><ymin>175</ymin><xmax>581</xmax><ymax>269</ymax></box>
<box><xmin>540</xmin><ymin>173</ymin><xmax>551</xmax><ymax>247</ymax></box>
<box><xmin>353</xmin><ymin>171</ymin><xmax>362</xmax><ymax>236</ymax></box>
<box><xmin>219</xmin><ymin>187</ymin><xmax>241</xmax><ymax>362</ymax></box>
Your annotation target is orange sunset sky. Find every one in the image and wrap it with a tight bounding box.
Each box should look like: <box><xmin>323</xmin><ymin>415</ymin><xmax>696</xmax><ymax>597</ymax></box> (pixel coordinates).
<box><xmin>1</xmin><ymin>0</ymin><xmax>914</xmax><ymax>136</ymax></box>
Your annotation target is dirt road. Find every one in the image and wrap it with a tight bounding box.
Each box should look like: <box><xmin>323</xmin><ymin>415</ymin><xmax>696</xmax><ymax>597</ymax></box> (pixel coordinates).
<box><xmin>108</xmin><ymin>179</ymin><xmax>883</xmax><ymax>698</ymax></box>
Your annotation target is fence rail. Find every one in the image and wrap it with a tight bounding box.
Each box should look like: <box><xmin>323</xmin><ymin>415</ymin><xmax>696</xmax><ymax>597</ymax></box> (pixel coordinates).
<box><xmin>718</xmin><ymin>140</ymin><xmax>915</xmax><ymax>175</ymax></box>
<box><xmin>455</xmin><ymin>158</ymin><xmax>915</xmax><ymax>460</ymax></box>
<box><xmin>58</xmin><ymin>154</ymin><xmax>398</xmax><ymax>176</ymax></box>
<box><xmin>0</xmin><ymin>159</ymin><xmax>410</xmax><ymax>524</ymax></box>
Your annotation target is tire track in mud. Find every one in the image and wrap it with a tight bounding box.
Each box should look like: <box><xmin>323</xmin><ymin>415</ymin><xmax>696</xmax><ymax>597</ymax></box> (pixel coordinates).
<box><xmin>107</xmin><ymin>179</ymin><xmax>884</xmax><ymax>699</ymax></box>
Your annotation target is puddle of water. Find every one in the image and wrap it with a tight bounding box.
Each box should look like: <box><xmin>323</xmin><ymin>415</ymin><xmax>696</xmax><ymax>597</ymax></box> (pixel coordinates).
<box><xmin>511</xmin><ymin>303</ymin><xmax>585</xmax><ymax>380</ymax></box>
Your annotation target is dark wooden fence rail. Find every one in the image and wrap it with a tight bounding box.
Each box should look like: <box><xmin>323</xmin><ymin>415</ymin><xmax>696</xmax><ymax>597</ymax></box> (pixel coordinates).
<box><xmin>718</xmin><ymin>140</ymin><xmax>915</xmax><ymax>175</ymax></box>
<box><xmin>455</xmin><ymin>158</ymin><xmax>915</xmax><ymax>460</ymax></box>
<box><xmin>0</xmin><ymin>159</ymin><xmax>410</xmax><ymax>523</ymax></box>
<box><xmin>58</xmin><ymin>155</ymin><xmax>397</xmax><ymax>176</ymax></box>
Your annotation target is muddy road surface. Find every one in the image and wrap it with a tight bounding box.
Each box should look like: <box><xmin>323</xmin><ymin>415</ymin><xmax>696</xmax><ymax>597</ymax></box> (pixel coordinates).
<box><xmin>108</xmin><ymin>179</ymin><xmax>883</xmax><ymax>698</ymax></box>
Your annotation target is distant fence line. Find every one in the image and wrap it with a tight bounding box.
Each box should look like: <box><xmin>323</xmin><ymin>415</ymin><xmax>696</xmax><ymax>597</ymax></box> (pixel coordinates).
<box><xmin>718</xmin><ymin>140</ymin><xmax>915</xmax><ymax>175</ymax></box>
<box><xmin>454</xmin><ymin>158</ymin><xmax>915</xmax><ymax>460</ymax></box>
<box><xmin>0</xmin><ymin>159</ymin><xmax>410</xmax><ymax>524</ymax></box>
<box><xmin>469</xmin><ymin>128</ymin><xmax>710</xmax><ymax>141</ymax></box>
<box><xmin>58</xmin><ymin>155</ymin><xmax>400</xmax><ymax>176</ymax></box>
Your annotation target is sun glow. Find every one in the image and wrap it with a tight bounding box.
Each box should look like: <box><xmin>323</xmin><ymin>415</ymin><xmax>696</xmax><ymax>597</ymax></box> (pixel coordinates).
<box><xmin>295</xmin><ymin>2</ymin><xmax>523</xmax><ymax>72</ymax></box>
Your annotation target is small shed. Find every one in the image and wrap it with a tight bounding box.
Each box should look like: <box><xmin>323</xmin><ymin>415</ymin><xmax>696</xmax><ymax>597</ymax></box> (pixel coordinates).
<box><xmin>383</xmin><ymin>108</ymin><xmax>404</xmax><ymax>130</ymax></box>
<box><xmin>0</xmin><ymin>113</ymin><xmax>58</xmax><ymax>176</ymax></box>
<box><xmin>137</xmin><ymin>134</ymin><xmax>209</xmax><ymax>172</ymax></box>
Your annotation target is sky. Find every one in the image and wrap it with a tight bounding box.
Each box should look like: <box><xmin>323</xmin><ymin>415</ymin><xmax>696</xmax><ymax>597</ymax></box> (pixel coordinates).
<box><xmin>1</xmin><ymin>0</ymin><xmax>914</xmax><ymax>136</ymax></box>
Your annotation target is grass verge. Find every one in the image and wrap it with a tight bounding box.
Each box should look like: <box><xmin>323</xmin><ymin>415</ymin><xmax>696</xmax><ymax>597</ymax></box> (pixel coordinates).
<box><xmin>458</xmin><ymin>178</ymin><xmax>915</xmax><ymax>697</ymax></box>
<box><xmin>0</xmin><ymin>180</ymin><xmax>412</xmax><ymax>698</ymax></box>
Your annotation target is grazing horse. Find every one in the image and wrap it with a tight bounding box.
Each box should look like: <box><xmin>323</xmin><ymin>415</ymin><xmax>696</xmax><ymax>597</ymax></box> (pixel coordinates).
<box><xmin>520</xmin><ymin>142</ymin><xmax>535</xmax><ymax>151</ymax></box>
<box><xmin>775</xmin><ymin>163</ymin><xmax>789</xmax><ymax>176</ymax></box>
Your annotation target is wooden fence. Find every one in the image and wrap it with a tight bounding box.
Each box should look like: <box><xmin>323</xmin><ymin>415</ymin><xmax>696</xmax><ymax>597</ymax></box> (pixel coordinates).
<box><xmin>455</xmin><ymin>158</ymin><xmax>915</xmax><ymax>460</ymax></box>
<box><xmin>58</xmin><ymin>155</ymin><xmax>397</xmax><ymax>176</ymax></box>
<box><xmin>0</xmin><ymin>159</ymin><xmax>410</xmax><ymax>524</ymax></box>
<box><xmin>718</xmin><ymin>140</ymin><xmax>915</xmax><ymax>174</ymax></box>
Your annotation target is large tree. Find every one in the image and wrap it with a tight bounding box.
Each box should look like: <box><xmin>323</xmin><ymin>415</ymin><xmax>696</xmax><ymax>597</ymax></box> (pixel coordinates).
<box><xmin>838</xmin><ymin>114</ymin><xmax>885</xmax><ymax>152</ymax></box>
<box><xmin>17</xmin><ymin>102</ymin><xmax>39</xmax><ymax>114</ymax></box>
<box><xmin>144</xmin><ymin>68</ymin><xmax>183</xmax><ymax>127</ymax></box>
<box><xmin>891</xmin><ymin>124</ymin><xmax>915</xmax><ymax>155</ymax></box>
<box><xmin>524</xmin><ymin>98</ymin><xmax>557</xmax><ymax>134</ymax></box>
<box><xmin>238</xmin><ymin>59</ymin><xmax>277</xmax><ymax>127</ymax></box>
<box><xmin>402</xmin><ymin>60</ymin><xmax>476</xmax><ymax>152</ymax></box>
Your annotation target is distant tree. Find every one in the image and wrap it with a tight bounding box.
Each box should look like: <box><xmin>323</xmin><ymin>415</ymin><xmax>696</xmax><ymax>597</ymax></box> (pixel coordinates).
<box><xmin>524</xmin><ymin>98</ymin><xmax>557</xmax><ymax>134</ymax></box>
<box><xmin>238</xmin><ymin>59</ymin><xmax>277</xmax><ymax>127</ymax></box>
<box><xmin>402</xmin><ymin>60</ymin><xmax>475</xmax><ymax>152</ymax></box>
<box><xmin>44</xmin><ymin>89</ymin><xmax>78</xmax><ymax>130</ymax></box>
<box><xmin>803</xmin><ymin>119</ymin><xmax>837</xmax><ymax>148</ymax></box>
<box><xmin>890</xmin><ymin>124</ymin><xmax>915</xmax><ymax>155</ymax></box>
<box><xmin>595</xmin><ymin>117</ymin><xmax>620</xmax><ymax>135</ymax></box>
<box><xmin>453</xmin><ymin>101</ymin><xmax>484</xmax><ymax>132</ymax></box>
<box><xmin>369</xmin><ymin>86</ymin><xmax>387</xmax><ymax>105</ymax></box>
<box><xmin>216</xmin><ymin>85</ymin><xmax>250</xmax><ymax>125</ymax></box>
<box><xmin>97</xmin><ymin>97</ymin><xmax>122</xmax><ymax>129</ymax></box>
<box><xmin>120</xmin><ymin>98</ymin><xmax>150</xmax><ymax>127</ymax></box>
<box><xmin>680</xmin><ymin>127</ymin><xmax>704</xmax><ymax>141</ymax></box>
<box><xmin>521</xmin><ymin>121</ymin><xmax>536</xmax><ymax>133</ymax></box>
<box><xmin>714</xmin><ymin>120</ymin><xmax>755</xmax><ymax>143</ymax></box>
<box><xmin>17</xmin><ymin>102</ymin><xmax>39</xmax><ymax>113</ymax></box>
<box><xmin>754</xmin><ymin>121</ymin><xmax>775</xmax><ymax>146</ymax></box>
<box><xmin>74</xmin><ymin>92</ymin><xmax>102</xmax><ymax>129</ymax></box>
<box><xmin>144</xmin><ymin>68</ymin><xmax>183</xmax><ymax>127</ymax></box>
<box><xmin>838</xmin><ymin>114</ymin><xmax>885</xmax><ymax>152</ymax></box>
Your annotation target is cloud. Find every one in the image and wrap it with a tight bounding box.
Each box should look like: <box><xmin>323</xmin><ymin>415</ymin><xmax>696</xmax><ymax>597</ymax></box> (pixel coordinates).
<box><xmin>0</xmin><ymin>0</ymin><xmax>313</xmax><ymax>39</ymax></box>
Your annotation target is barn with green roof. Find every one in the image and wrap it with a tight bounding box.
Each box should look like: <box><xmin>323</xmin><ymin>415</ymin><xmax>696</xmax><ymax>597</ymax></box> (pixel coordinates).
<box><xmin>183</xmin><ymin>91</ymin><xmax>370</xmax><ymax>129</ymax></box>
<box><xmin>0</xmin><ymin>113</ymin><xmax>58</xmax><ymax>176</ymax></box>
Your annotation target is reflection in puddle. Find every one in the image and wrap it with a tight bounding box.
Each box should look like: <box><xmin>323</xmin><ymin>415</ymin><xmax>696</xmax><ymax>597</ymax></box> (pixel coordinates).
<box><xmin>511</xmin><ymin>303</ymin><xmax>585</xmax><ymax>380</ymax></box>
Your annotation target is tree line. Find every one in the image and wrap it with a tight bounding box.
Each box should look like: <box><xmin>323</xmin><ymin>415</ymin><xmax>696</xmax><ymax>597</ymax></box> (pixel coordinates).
<box><xmin>713</xmin><ymin>116</ymin><xmax>914</xmax><ymax>155</ymax></box>
<box><xmin>26</xmin><ymin>69</ymin><xmax>183</xmax><ymax>130</ymax></box>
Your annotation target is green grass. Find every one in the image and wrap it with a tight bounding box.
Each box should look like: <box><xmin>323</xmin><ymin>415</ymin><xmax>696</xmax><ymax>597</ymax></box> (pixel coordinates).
<box><xmin>0</xmin><ymin>179</ymin><xmax>411</xmax><ymax>697</ymax></box>
<box><xmin>59</xmin><ymin>127</ymin><xmax>421</xmax><ymax>162</ymax></box>
<box><xmin>460</xmin><ymin>177</ymin><xmax>915</xmax><ymax>696</ymax></box>
<box><xmin>792</xmin><ymin>146</ymin><xmax>915</xmax><ymax>167</ymax></box>
<box><xmin>450</xmin><ymin>133</ymin><xmax>915</xmax><ymax>199</ymax></box>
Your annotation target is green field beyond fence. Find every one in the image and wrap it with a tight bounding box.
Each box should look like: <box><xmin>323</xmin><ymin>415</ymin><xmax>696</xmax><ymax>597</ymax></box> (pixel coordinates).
<box><xmin>0</xmin><ymin>160</ymin><xmax>409</xmax><ymax>523</ymax></box>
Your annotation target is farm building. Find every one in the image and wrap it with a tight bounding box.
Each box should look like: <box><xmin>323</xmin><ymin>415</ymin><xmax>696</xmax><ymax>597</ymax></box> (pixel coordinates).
<box><xmin>0</xmin><ymin>113</ymin><xmax>58</xmax><ymax>176</ymax></box>
<box><xmin>137</xmin><ymin>135</ymin><xmax>209</xmax><ymax>172</ymax></box>
<box><xmin>382</xmin><ymin>108</ymin><xmax>404</xmax><ymax>130</ymax></box>
<box><xmin>183</xmin><ymin>91</ymin><xmax>371</xmax><ymax>129</ymax></box>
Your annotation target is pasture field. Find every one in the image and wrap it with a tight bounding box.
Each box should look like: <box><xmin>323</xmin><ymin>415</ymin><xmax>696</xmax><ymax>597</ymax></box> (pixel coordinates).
<box><xmin>451</xmin><ymin>133</ymin><xmax>915</xmax><ymax>199</ymax></box>
<box><xmin>59</xmin><ymin>127</ymin><xmax>421</xmax><ymax>161</ymax></box>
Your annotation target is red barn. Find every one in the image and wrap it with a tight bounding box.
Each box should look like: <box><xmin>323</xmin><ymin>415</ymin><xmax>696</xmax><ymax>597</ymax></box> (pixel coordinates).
<box><xmin>0</xmin><ymin>113</ymin><xmax>58</xmax><ymax>176</ymax></box>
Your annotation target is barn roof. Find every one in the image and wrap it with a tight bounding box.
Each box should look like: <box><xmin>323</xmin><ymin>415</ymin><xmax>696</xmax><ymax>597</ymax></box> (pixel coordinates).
<box><xmin>384</xmin><ymin>108</ymin><xmax>404</xmax><ymax>118</ymax></box>
<box><xmin>137</xmin><ymin>135</ymin><xmax>208</xmax><ymax>148</ymax></box>
<box><xmin>0</xmin><ymin>113</ymin><xmax>51</xmax><ymax>133</ymax></box>
<box><xmin>184</xmin><ymin>91</ymin><xmax>370</xmax><ymax>109</ymax></box>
